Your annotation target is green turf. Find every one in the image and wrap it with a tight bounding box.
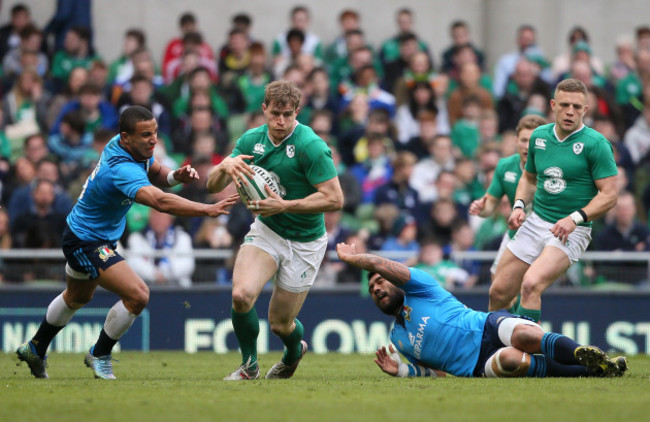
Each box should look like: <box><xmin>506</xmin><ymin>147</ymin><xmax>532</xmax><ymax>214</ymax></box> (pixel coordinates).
<box><xmin>2</xmin><ymin>352</ymin><xmax>650</xmax><ymax>422</ymax></box>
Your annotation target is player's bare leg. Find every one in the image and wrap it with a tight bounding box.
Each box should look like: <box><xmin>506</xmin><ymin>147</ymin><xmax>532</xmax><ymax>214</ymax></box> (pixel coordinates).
<box><xmin>517</xmin><ymin>246</ymin><xmax>570</xmax><ymax>321</ymax></box>
<box><xmin>489</xmin><ymin>249</ymin><xmax>529</xmax><ymax>311</ymax></box>
<box><xmin>83</xmin><ymin>262</ymin><xmax>150</xmax><ymax>379</ymax></box>
<box><xmin>225</xmin><ymin>245</ymin><xmax>277</xmax><ymax>380</ymax></box>
<box><xmin>266</xmin><ymin>287</ymin><xmax>309</xmax><ymax>379</ymax></box>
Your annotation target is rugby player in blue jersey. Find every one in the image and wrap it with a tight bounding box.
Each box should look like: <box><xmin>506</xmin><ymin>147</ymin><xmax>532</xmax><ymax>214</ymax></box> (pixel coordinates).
<box><xmin>16</xmin><ymin>106</ymin><xmax>238</xmax><ymax>379</ymax></box>
<box><xmin>336</xmin><ymin>242</ymin><xmax>627</xmax><ymax>379</ymax></box>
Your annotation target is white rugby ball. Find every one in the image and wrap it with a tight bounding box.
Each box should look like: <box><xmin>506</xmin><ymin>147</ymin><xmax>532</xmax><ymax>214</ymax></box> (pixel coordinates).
<box><xmin>236</xmin><ymin>165</ymin><xmax>281</xmax><ymax>202</ymax></box>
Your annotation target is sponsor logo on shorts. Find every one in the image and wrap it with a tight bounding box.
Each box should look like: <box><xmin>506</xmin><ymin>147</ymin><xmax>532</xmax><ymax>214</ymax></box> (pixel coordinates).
<box><xmin>97</xmin><ymin>245</ymin><xmax>115</xmax><ymax>262</ymax></box>
<box><xmin>253</xmin><ymin>143</ymin><xmax>265</xmax><ymax>155</ymax></box>
<box><xmin>286</xmin><ymin>144</ymin><xmax>295</xmax><ymax>158</ymax></box>
<box><xmin>535</xmin><ymin>138</ymin><xmax>546</xmax><ymax>150</ymax></box>
<box><xmin>573</xmin><ymin>142</ymin><xmax>584</xmax><ymax>155</ymax></box>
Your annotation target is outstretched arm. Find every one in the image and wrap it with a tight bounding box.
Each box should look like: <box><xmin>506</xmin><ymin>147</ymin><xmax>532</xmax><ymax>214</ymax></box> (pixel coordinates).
<box><xmin>374</xmin><ymin>345</ymin><xmax>443</xmax><ymax>378</ymax></box>
<box><xmin>148</xmin><ymin>160</ymin><xmax>199</xmax><ymax>188</ymax></box>
<box><xmin>336</xmin><ymin>242</ymin><xmax>410</xmax><ymax>287</ymax></box>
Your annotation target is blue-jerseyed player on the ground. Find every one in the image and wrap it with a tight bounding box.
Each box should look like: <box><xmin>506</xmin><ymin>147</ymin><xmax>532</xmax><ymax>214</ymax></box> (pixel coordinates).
<box><xmin>336</xmin><ymin>242</ymin><xmax>627</xmax><ymax>379</ymax></box>
<box><xmin>16</xmin><ymin>106</ymin><xmax>238</xmax><ymax>379</ymax></box>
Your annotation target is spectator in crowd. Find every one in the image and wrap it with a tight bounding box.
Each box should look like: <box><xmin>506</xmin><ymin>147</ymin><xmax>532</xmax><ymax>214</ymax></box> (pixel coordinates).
<box><xmin>218</xmin><ymin>13</ymin><xmax>254</xmax><ymax>63</ymax></box>
<box><xmin>447</xmin><ymin>62</ymin><xmax>494</xmax><ymax>126</ymax></box>
<box><xmin>162</xmin><ymin>13</ymin><xmax>215</xmax><ymax>83</ymax></box>
<box><xmin>46</xmin><ymin>66</ymin><xmax>89</xmax><ymax>129</ymax></box>
<box><xmin>552</xmin><ymin>27</ymin><xmax>604</xmax><ymax>80</ymax></box>
<box><xmin>383</xmin><ymin>32</ymin><xmax>420</xmax><ymax>95</ymax></box>
<box><xmin>441</xmin><ymin>20</ymin><xmax>485</xmax><ymax>74</ymax></box>
<box><xmin>234</xmin><ymin>42</ymin><xmax>272</xmax><ymax>114</ymax></box>
<box><xmin>594</xmin><ymin>191</ymin><xmax>650</xmax><ymax>283</ymax></box>
<box><xmin>401</xmin><ymin>109</ymin><xmax>439</xmax><ymax>157</ymax></box>
<box><xmin>43</xmin><ymin>0</ymin><xmax>93</xmax><ymax>54</ymax></box>
<box><xmin>22</xmin><ymin>133</ymin><xmax>49</xmax><ymax>166</ymax></box>
<box><xmin>218</xmin><ymin>28</ymin><xmax>252</xmax><ymax>88</ymax></box>
<box><xmin>304</xmin><ymin>67</ymin><xmax>339</xmax><ymax>119</ymax></box>
<box><xmin>107</xmin><ymin>29</ymin><xmax>146</xmax><ymax>87</ymax></box>
<box><xmin>340</xmin><ymin>64</ymin><xmax>396</xmax><ymax>119</ymax></box>
<box><xmin>47</xmin><ymin>110</ymin><xmax>93</xmax><ymax>181</ymax></box>
<box><xmin>0</xmin><ymin>4</ymin><xmax>32</xmax><ymax>62</ymax></box>
<box><xmin>272</xmin><ymin>6</ymin><xmax>322</xmax><ymax>68</ymax></box>
<box><xmin>493</xmin><ymin>25</ymin><xmax>545</xmax><ymax>99</ymax></box>
<box><xmin>1</xmin><ymin>155</ymin><xmax>34</xmax><ymax>205</ymax></box>
<box><xmin>443</xmin><ymin>220</ymin><xmax>480</xmax><ymax>288</ymax></box>
<box><xmin>127</xmin><ymin>209</ymin><xmax>195</xmax><ymax>288</ymax></box>
<box><xmin>329</xmin><ymin>32</ymin><xmax>377</xmax><ymax>94</ymax></box>
<box><xmin>608</xmin><ymin>35</ymin><xmax>636</xmax><ymax>85</ymax></box>
<box><xmin>395</xmin><ymin>80</ymin><xmax>439</xmax><ymax>145</ymax></box>
<box><xmin>8</xmin><ymin>157</ymin><xmax>73</xmax><ymax>227</ymax></box>
<box><xmin>414</xmin><ymin>239</ymin><xmax>470</xmax><ymax>290</ymax></box>
<box><xmin>116</xmin><ymin>74</ymin><xmax>173</xmax><ymax>139</ymax></box>
<box><xmin>325</xmin><ymin>9</ymin><xmax>361</xmax><ymax>63</ymax></box>
<box><xmin>623</xmin><ymin>85</ymin><xmax>650</xmax><ymax>166</ymax></box>
<box><xmin>419</xmin><ymin>196</ymin><xmax>461</xmax><ymax>246</ymax></box>
<box><xmin>50</xmin><ymin>82</ymin><xmax>118</xmax><ymax>137</ymax></box>
<box><xmin>616</xmin><ymin>48</ymin><xmax>650</xmax><ymax>129</ymax></box>
<box><xmin>451</xmin><ymin>95</ymin><xmax>482</xmax><ymax>158</ymax></box>
<box><xmin>341</xmin><ymin>106</ymin><xmax>395</xmax><ymax>166</ymax></box>
<box><xmin>50</xmin><ymin>26</ymin><xmax>99</xmax><ymax>89</ymax></box>
<box><xmin>2</xmin><ymin>24</ymin><xmax>48</xmax><ymax>80</ymax></box>
<box><xmin>380</xmin><ymin>213</ymin><xmax>420</xmax><ymax>261</ymax></box>
<box><xmin>410</xmin><ymin>134</ymin><xmax>455</xmax><ymax>204</ymax></box>
<box><xmin>2</xmin><ymin>69</ymin><xmax>50</xmax><ymax>150</ymax></box>
<box><xmin>11</xmin><ymin>177</ymin><xmax>66</xmax><ymax>246</ymax></box>
<box><xmin>379</xmin><ymin>8</ymin><xmax>430</xmax><ymax>66</ymax></box>
<box><xmin>374</xmin><ymin>151</ymin><xmax>421</xmax><ymax>221</ymax></box>
<box><xmin>349</xmin><ymin>133</ymin><xmax>393</xmax><ymax>204</ymax></box>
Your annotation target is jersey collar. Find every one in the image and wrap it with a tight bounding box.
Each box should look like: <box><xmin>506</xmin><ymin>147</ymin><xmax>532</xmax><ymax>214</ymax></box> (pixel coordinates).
<box><xmin>553</xmin><ymin>123</ymin><xmax>584</xmax><ymax>142</ymax></box>
<box><xmin>267</xmin><ymin>121</ymin><xmax>299</xmax><ymax>147</ymax></box>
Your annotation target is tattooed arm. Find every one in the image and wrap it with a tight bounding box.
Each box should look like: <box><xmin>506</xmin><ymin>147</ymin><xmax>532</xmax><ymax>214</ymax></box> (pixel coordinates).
<box><xmin>335</xmin><ymin>242</ymin><xmax>411</xmax><ymax>287</ymax></box>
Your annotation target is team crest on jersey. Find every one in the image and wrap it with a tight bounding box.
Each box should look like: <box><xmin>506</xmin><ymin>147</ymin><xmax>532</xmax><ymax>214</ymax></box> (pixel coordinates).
<box><xmin>97</xmin><ymin>245</ymin><xmax>115</xmax><ymax>262</ymax></box>
<box><xmin>286</xmin><ymin>144</ymin><xmax>295</xmax><ymax>158</ymax></box>
<box><xmin>573</xmin><ymin>142</ymin><xmax>584</xmax><ymax>155</ymax></box>
<box><xmin>253</xmin><ymin>143</ymin><xmax>265</xmax><ymax>155</ymax></box>
<box><xmin>402</xmin><ymin>305</ymin><xmax>412</xmax><ymax>321</ymax></box>
<box><xmin>504</xmin><ymin>171</ymin><xmax>517</xmax><ymax>183</ymax></box>
<box><xmin>535</xmin><ymin>138</ymin><xmax>546</xmax><ymax>150</ymax></box>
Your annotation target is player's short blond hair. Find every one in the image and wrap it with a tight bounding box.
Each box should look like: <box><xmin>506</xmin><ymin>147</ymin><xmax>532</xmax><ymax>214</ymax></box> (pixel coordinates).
<box><xmin>516</xmin><ymin>114</ymin><xmax>547</xmax><ymax>135</ymax></box>
<box><xmin>555</xmin><ymin>78</ymin><xmax>588</xmax><ymax>98</ymax></box>
<box><xmin>264</xmin><ymin>80</ymin><xmax>302</xmax><ymax>110</ymax></box>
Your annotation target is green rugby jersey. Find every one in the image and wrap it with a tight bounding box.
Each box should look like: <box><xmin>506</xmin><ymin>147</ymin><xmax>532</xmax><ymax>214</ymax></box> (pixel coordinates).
<box><xmin>525</xmin><ymin>123</ymin><xmax>617</xmax><ymax>227</ymax></box>
<box><xmin>487</xmin><ymin>153</ymin><xmax>523</xmax><ymax>237</ymax></box>
<box><xmin>231</xmin><ymin>122</ymin><xmax>337</xmax><ymax>241</ymax></box>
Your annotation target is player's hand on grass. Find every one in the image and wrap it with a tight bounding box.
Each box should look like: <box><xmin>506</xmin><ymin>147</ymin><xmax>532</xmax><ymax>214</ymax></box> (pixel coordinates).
<box><xmin>469</xmin><ymin>196</ymin><xmax>487</xmax><ymax>216</ymax></box>
<box><xmin>247</xmin><ymin>185</ymin><xmax>287</xmax><ymax>217</ymax></box>
<box><xmin>507</xmin><ymin>208</ymin><xmax>526</xmax><ymax>230</ymax></box>
<box><xmin>374</xmin><ymin>345</ymin><xmax>399</xmax><ymax>376</ymax></box>
<box><xmin>171</xmin><ymin>165</ymin><xmax>200</xmax><ymax>184</ymax></box>
<box><xmin>336</xmin><ymin>242</ymin><xmax>359</xmax><ymax>263</ymax></box>
<box><xmin>208</xmin><ymin>194</ymin><xmax>239</xmax><ymax>217</ymax></box>
<box><xmin>550</xmin><ymin>216</ymin><xmax>576</xmax><ymax>244</ymax></box>
<box><xmin>220</xmin><ymin>155</ymin><xmax>255</xmax><ymax>188</ymax></box>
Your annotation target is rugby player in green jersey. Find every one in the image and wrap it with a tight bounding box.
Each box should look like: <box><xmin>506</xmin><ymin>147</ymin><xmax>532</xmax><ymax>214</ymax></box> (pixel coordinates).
<box><xmin>489</xmin><ymin>78</ymin><xmax>618</xmax><ymax>322</ymax></box>
<box><xmin>207</xmin><ymin>80</ymin><xmax>343</xmax><ymax>380</ymax></box>
<box><xmin>469</xmin><ymin>114</ymin><xmax>547</xmax><ymax>312</ymax></box>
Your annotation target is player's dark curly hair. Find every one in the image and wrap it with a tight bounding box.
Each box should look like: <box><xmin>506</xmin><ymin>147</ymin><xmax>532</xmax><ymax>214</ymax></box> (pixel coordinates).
<box><xmin>119</xmin><ymin>105</ymin><xmax>154</xmax><ymax>134</ymax></box>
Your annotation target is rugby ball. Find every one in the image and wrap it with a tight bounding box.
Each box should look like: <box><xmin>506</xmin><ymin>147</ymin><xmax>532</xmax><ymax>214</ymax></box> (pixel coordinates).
<box><xmin>236</xmin><ymin>165</ymin><xmax>282</xmax><ymax>202</ymax></box>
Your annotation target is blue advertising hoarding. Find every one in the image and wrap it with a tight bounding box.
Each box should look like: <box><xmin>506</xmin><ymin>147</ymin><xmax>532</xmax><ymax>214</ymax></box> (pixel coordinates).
<box><xmin>1</xmin><ymin>288</ymin><xmax>649</xmax><ymax>355</ymax></box>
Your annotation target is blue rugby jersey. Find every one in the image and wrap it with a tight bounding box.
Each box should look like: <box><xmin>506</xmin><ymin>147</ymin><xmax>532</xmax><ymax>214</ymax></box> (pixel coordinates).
<box><xmin>67</xmin><ymin>134</ymin><xmax>154</xmax><ymax>242</ymax></box>
<box><xmin>390</xmin><ymin>268</ymin><xmax>489</xmax><ymax>377</ymax></box>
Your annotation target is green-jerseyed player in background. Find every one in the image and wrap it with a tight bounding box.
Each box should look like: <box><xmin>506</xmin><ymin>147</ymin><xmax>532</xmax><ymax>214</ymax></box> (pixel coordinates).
<box><xmin>469</xmin><ymin>114</ymin><xmax>547</xmax><ymax>313</ymax></box>
<box><xmin>206</xmin><ymin>80</ymin><xmax>343</xmax><ymax>380</ymax></box>
<box><xmin>489</xmin><ymin>78</ymin><xmax>618</xmax><ymax>322</ymax></box>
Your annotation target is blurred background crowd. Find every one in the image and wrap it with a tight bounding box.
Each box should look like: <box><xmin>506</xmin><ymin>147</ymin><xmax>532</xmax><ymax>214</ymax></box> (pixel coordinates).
<box><xmin>0</xmin><ymin>1</ymin><xmax>648</xmax><ymax>289</ymax></box>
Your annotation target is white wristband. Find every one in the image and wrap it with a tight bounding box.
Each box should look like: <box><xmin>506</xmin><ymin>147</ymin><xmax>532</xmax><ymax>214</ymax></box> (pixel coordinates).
<box><xmin>167</xmin><ymin>170</ymin><xmax>181</xmax><ymax>187</ymax></box>
<box><xmin>397</xmin><ymin>362</ymin><xmax>410</xmax><ymax>378</ymax></box>
<box><xmin>569</xmin><ymin>211</ymin><xmax>584</xmax><ymax>225</ymax></box>
<box><xmin>513</xmin><ymin>199</ymin><xmax>525</xmax><ymax>210</ymax></box>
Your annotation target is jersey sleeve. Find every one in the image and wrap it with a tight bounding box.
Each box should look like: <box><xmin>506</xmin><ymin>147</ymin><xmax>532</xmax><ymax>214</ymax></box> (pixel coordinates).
<box><xmin>525</xmin><ymin>130</ymin><xmax>539</xmax><ymax>174</ymax></box>
<box><xmin>402</xmin><ymin>268</ymin><xmax>447</xmax><ymax>299</ymax></box>
<box><xmin>229</xmin><ymin>136</ymin><xmax>252</xmax><ymax>160</ymax></box>
<box><xmin>299</xmin><ymin>138</ymin><xmax>338</xmax><ymax>186</ymax></box>
<box><xmin>588</xmin><ymin>138</ymin><xmax>618</xmax><ymax>180</ymax></box>
<box><xmin>112</xmin><ymin>163</ymin><xmax>151</xmax><ymax>199</ymax></box>
<box><xmin>486</xmin><ymin>160</ymin><xmax>506</xmax><ymax>198</ymax></box>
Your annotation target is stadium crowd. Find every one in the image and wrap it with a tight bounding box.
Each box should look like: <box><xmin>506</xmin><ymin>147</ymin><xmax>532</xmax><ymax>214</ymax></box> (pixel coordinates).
<box><xmin>0</xmin><ymin>3</ymin><xmax>649</xmax><ymax>287</ymax></box>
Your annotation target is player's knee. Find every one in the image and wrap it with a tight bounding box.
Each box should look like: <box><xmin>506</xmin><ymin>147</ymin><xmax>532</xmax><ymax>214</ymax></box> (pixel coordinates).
<box><xmin>521</xmin><ymin>274</ymin><xmax>543</xmax><ymax>299</ymax></box>
<box><xmin>511</xmin><ymin>324</ymin><xmax>543</xmax><ymax>352</ymax></box>
<box><xmin>489</xmin><ymin>283</ymin><xmax>510</xmax><ymax>307</ymax></box>
<box><xmin>231</xmin><ymin>287</ymin><xmax>256</xmax><ymax>311</ymax></box>
<box><xmin>124</xmin><ymin>284</ymin><xmax>149</xmax><ymax>315</ymax></box>
<box><xmin>498</xmin><ymin>348</ymin><xmax>528</xmax><ymax>375</ymax></box>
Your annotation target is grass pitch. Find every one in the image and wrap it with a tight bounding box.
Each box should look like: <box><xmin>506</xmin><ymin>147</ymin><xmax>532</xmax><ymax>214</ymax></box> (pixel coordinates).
<box><xmin>2</xmin><ymin>352</ymin><xmax>650</xmax><ymax>422</ymax></box>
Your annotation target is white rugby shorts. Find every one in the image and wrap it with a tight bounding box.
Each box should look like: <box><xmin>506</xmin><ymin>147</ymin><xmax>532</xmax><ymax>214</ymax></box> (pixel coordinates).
<box><xmin>242</xmin><ymin>219</ymin><xmax>327</xmax><ymax>293</ymax></box>
<box><xmin>506</xmin><ymin>212</ymin><xmax>591</xmax><ymax>265</ymax></box>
